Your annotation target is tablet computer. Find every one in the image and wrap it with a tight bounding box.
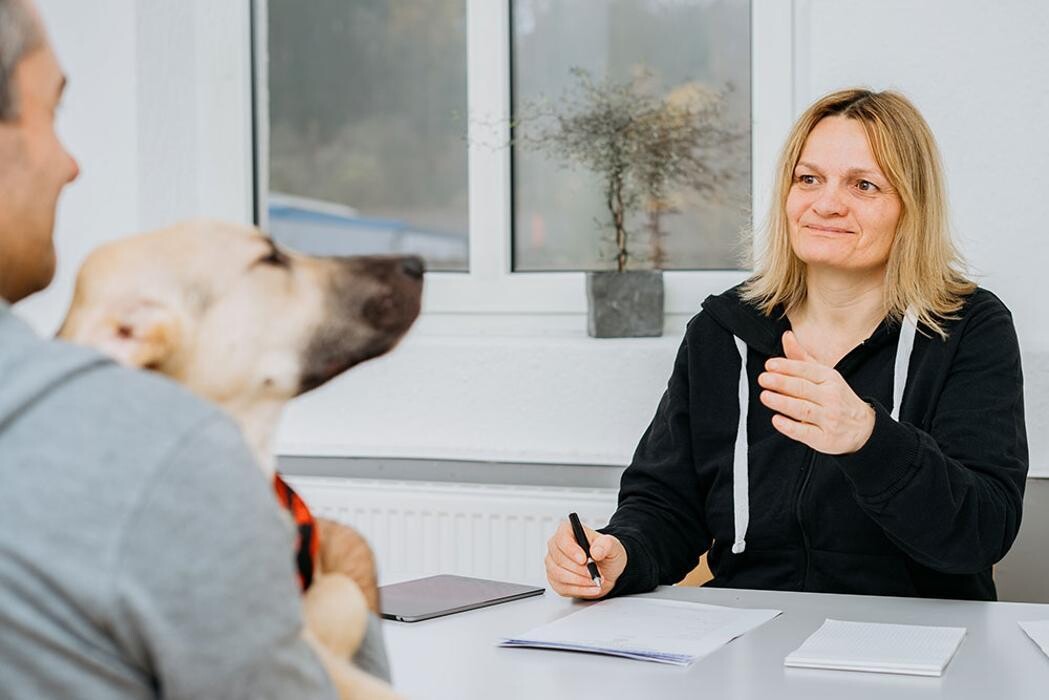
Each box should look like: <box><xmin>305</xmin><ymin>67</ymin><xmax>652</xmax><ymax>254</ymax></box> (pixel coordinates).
<box><xmin>379</xmin><ymin>574</ymin><xmax>545</xmax><ymax>623</ymax></box>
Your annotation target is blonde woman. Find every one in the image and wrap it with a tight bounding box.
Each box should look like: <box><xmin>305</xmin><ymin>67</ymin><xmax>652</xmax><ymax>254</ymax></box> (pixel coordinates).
<box><xmin>546</xmin><ymin>88</ymin><xmax>1028</xmax><ymax>601</ymax></box>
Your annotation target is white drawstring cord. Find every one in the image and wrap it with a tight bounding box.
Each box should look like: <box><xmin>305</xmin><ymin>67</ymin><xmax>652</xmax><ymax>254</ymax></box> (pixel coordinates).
<box><xmin>731</xmin><ymin>336</ymin><xmax>750</xmax><ymax>554</ymax></box>
<box><xmin>891</xmin><ymin>309</ymin><xmax>918</xmax><ymax>421</ymax></box>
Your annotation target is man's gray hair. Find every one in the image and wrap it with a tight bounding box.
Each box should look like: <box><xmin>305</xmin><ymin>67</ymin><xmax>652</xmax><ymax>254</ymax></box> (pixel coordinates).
<box><xmin>0</xmin><ymin>0</ymin><xmax>43</xmax><ymax>120</ymax></box>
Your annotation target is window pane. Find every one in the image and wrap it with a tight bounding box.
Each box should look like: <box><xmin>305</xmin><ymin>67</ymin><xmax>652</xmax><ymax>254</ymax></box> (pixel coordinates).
<box><xmin>512</xmin><ymin>0</ymin><xmax>751</xmax><ymax>271</ymax></box>
<box><xmin>264</xmin><ymin>0</ymin><xmax>469</xmax><ymax>271</ymax></box>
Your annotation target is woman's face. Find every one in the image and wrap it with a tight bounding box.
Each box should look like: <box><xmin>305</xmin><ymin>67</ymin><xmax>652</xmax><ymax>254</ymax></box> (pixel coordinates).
<box><xmin>785</xmin><ymin>116</ymin><xmax>902</xmax><ymax>275</ymax></box>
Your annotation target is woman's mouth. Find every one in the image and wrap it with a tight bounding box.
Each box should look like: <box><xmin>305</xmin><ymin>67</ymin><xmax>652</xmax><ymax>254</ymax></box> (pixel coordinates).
<box><xmin>804</xmin><ymin>224</ymin><xmax>854</xmax><ymax>235</ymax></box>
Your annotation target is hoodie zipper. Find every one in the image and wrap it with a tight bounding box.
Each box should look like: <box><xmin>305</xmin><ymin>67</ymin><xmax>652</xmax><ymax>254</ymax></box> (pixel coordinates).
<box><xmin>795</xmin><ymin>448</ymin><xmax>817</xmax><ymax>590</ymax></box>
<box><xmin>791</xmin><ymin>343</ymin><xmax>874</xmax><ymax>590</ymax></box>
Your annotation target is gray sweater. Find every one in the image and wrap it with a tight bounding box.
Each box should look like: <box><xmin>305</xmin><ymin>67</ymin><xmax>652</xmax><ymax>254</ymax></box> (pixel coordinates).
<box><xmin>0</xmin><ymin>304</ymin><xmax>341</xmax><ymax>698</ymax></box>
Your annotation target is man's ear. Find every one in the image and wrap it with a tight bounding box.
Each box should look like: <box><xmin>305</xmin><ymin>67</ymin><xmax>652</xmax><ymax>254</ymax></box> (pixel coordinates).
<box><xmin>63</xmin><ymin>299</ymin><xmax>183</xmax><ymax>369</ymax></box>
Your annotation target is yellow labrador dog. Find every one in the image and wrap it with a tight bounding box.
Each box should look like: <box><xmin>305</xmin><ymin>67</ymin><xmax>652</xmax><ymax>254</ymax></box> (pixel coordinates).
<box><xmin>59</xmin><ymin>219</ymin><xmax>422</xmax><ymax>700</ymax></box>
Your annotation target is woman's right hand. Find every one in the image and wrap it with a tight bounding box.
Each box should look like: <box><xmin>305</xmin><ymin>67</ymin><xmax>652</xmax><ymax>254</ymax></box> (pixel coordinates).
<box><xmin>544</xmin><ymin>520</ymin><xmax>627</xmax><ymax>599</ymax></box>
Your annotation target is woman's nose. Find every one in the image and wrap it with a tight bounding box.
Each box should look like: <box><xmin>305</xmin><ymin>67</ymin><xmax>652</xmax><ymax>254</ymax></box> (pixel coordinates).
<box><xmin>811</xmin><ymin>183</ymin><xmax>847</xmax><ymax>217</ymax></box>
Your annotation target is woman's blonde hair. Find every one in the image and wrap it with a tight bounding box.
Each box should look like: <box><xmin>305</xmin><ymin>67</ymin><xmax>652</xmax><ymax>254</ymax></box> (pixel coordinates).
<box><xmin>741</xmin><ymin>88</ymin><xmax>974</xmax><ymax>338</ymax></box>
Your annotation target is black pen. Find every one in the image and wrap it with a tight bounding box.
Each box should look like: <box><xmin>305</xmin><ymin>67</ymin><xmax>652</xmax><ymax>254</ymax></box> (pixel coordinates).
<box><xmin>568</xmin><ymin>512</ymin><xmax>602</xmax><ymax>588</ymax></box>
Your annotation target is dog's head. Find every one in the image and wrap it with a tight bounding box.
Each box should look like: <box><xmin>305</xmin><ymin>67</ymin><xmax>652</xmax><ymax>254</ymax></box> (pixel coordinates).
<box><xmin>59</xmin><ymin>219</ymin><xmax>422</xmax><ymax>419</ymax></box>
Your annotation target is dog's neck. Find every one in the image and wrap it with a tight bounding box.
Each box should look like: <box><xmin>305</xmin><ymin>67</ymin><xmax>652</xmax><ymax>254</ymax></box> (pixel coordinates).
<box><xmin>217</xmin><ymin>398</ymin><xmax>284</xmax><ymax>478</ymax></box>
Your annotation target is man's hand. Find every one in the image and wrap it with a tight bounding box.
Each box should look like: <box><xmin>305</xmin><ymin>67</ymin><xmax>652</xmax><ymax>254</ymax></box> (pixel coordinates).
<box><xmin>758</xmin><ymin>330</ymin><xmax>876</xmax><ymax>455</ymax></box>
<box><xmin>544</xmin><ymin>520</ymin><xmax>627</xmax><ymax>599</ymax></box>
<box><xmin>315</xmin><ymin>518</ymin><xmax>380</xmax><ymax>613</ymax></box>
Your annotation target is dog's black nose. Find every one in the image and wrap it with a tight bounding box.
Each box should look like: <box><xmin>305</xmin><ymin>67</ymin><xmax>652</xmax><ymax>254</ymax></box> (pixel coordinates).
<box><xmin>401</xmin><ymin>256</ymin><xmax>425</xmax><ymax>280</ymax></box>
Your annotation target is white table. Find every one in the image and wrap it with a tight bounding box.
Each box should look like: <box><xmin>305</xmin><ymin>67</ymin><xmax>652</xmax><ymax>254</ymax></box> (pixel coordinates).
<box><xmin>384</xmin><ymin>585</ymin><xmax>1049</xmax><ymax>699</ymax></box>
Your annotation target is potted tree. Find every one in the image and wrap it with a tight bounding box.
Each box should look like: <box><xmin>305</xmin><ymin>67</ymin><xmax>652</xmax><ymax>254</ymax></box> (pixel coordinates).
<box><xmin>517</xmin><ymin>69</ymin><xmax>742</xmax><ymax>337</ymax></box>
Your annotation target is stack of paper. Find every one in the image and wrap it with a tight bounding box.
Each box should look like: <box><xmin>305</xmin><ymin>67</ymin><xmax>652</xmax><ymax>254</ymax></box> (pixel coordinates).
<box><xmin>1019</xmin><ymin>620</ymin><xmax>1049</xmax><ymax>659</ymax></box>
<box><xmin>500</xmin><ymin>597</ymin><xmax>781</xmax><ymax>666</ymax></box>
<box><xmin>784</xmin><ymin>619</ymin><xmax>966</xmax><ymax>677</ymax></box>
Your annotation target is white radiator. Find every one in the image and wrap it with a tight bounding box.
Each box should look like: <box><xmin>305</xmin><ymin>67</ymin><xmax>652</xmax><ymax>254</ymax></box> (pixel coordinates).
<box><xmin>284</xmin><ymin>476</ymin><xmax>618</xmax><ymax>587</ymax></box>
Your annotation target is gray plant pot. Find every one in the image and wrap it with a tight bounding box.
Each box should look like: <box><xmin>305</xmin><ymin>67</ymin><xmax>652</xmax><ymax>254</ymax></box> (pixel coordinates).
<box><xmin>585</xmin><ymin>270</ymin><xmax>664</xmax><ymax>338</ymax></box>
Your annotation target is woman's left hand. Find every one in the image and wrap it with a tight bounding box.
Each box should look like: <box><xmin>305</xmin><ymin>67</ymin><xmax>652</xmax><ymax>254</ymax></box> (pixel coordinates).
<box><xmin>758</xmin><ymin>331</ymin><xmax>876</xmax><ymax>455</ymax></box>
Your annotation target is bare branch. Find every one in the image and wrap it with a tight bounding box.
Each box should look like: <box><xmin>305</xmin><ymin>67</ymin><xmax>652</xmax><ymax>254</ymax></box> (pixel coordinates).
<box><xmin>513</xmin><ymin>69</ymin><xmax>744</xmax><ymax>269</ymax></box>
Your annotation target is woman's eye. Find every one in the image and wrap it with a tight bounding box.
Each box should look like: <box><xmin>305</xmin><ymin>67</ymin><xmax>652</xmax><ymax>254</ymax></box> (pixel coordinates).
<box><xmin>795</xmin><ymin>174</ymin><xmax>818</xmax><ymax>185</ymax></box>
<box><xmin>856</xmin><ymin>179</ymin><xmax>879</xmax><ymax>192</ymax></box>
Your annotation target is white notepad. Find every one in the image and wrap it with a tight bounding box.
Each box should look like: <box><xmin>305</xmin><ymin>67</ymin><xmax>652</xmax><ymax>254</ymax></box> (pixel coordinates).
<box><xmin>1019</xmin><ymin>620</ymin><xmax>1049</xmax><ymax>659</ymax></box>
<box><xmin>500</xmin><ymin>597</ymin><xmax>781</xmax><ymax>666</ymax></box>
<box><xmin>784</xmin><ymin>619</ymin><xmax>966</xmax><ymax>677</ymax></box>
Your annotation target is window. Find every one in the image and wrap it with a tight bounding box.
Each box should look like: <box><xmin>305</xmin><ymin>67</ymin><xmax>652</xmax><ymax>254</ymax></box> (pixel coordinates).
<box><xmin>261</xmin><ymin>0</ymin><xmax>469</xmax><ymax>271</ymax></box>
<box><xmin>511</xmin><ymin>0</ymin><xmax>751</xmax><ymax>272</ymax></box>
<box><xmin>255</xmin><ymin>1</ymin><xmax>789</xmax><ymax>318</ymax></box>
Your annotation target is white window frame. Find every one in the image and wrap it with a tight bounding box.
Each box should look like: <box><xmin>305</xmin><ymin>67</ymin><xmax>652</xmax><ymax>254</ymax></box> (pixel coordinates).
<box><xmin>253</xmin><ymin>0</ymin><xmax>795</xmax><ymax>323</ymax></box>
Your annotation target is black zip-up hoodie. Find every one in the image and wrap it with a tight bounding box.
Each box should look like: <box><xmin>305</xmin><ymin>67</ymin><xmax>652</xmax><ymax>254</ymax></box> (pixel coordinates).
<box><xmin>602</xmin><ymin>285</ymin><xmax>1028</xmax><ymax>601</ymax></box>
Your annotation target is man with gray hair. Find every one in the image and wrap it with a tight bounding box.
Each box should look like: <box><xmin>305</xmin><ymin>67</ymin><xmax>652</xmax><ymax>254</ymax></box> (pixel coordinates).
<box><xmin>0</xmin><ymin>0</ymin><xmax>40</xmax><ymax>117</ymax></box>
<box><xmin>0</xmin><ymin>2</ymin><xmax>386</xmax><ymax>697</ymax></box>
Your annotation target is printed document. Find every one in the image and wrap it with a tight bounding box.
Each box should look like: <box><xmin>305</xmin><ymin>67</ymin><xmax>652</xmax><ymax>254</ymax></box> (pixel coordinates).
<box><xmin>1019</xmin><ymin>620</ymin><xmax>1049</xmax><ymax>660</ymax></box>
<box><xmin>499</xmin><ymin>597</ymin><xmax>781</xmax><ymax>666</ymax></box>
<box><xmin>784</xmin><ymin>619</ymin><xmax>966</xmax><ymax>677</ymax></box>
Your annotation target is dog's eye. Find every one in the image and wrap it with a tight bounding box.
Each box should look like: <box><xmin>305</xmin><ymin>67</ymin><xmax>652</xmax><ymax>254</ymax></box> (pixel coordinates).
<box><xmin>256</xmin><ymin>248</ymin><xmax>290</xmax><ymax>268</ymax></box>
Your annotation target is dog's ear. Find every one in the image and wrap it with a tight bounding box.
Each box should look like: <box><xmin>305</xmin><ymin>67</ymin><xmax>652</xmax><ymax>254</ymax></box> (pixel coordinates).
<box><xmin>66</xmin><ymin>299</ymin><xmax>182</xmax><ymax>370</ymax></box>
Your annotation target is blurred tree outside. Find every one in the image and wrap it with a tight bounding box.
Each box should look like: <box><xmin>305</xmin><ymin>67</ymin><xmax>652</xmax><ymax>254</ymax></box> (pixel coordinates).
<box><xmin>512</xmin><ymin>0</ymin><xmax>751</xmax><ymax>271</ymax></box>
<box><xmin>516</xmin><ymin>68</ymin><xmax>744</xmax><ymax>272</ymax></box>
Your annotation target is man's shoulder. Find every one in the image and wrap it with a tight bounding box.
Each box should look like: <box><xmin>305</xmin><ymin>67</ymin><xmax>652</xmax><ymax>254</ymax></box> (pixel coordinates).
<box><xmin>79</xmin><ymin>358</ymin><xmax>220</xmax><ymax>422</ymax></box>
<box><xmin>55</xmin><ymin>353</ymin><xmax>234</xmax><ymax>444</ymax></box>
<box><xmin>0</xmin><ymin>326</ymin><xmax>250</xmax><ymax>488</ymax></box>
<box><xmin>0</xmin><ymin>310</ymin><xmax>223</xmax><ymax>438</ymax></box>
<box><xmin>62</xmin><ymin>361</ymin><xmax>256</xmax><ymax>485</ymax></box>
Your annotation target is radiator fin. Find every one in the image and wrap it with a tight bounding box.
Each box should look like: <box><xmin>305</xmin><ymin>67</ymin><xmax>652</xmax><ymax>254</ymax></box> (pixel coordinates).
<box><xmin>284</xmin><ymin>476</ymin><xmax>618</xmax><ymax>586</ymax></box>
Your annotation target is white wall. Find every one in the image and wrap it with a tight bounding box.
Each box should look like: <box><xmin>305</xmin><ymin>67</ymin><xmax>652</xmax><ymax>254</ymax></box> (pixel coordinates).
<box><xmin>17</xmin><ymin>0</ymin><xmax>253</xmax><ymax>333</ymax></box>
<box><xmin>17</xmin><ymin>0</ymin><xmax>1049</xmax><ymax>475</ymax></box>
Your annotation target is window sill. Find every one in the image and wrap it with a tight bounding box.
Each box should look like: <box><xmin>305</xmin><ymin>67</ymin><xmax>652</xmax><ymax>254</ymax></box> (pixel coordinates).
<box><xmin>409</xmin><ymin>311</ymin><xmax>691</xmax><ymax>341</ymax></box>
<box><xmin>419</xmin><ymin>269</ymin><xmax>750</xmax><ymax>316</ymax></box>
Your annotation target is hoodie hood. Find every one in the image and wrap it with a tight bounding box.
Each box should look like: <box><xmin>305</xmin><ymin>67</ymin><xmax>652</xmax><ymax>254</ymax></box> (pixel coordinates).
<box><xmin>701</xmin><ymin>286</ymin><xmax>790</xmax><ymax>357</ymax></box>
<box><xmin>698</xmin><ymin>287</ymin><xmax>918</xmax><ymax>555</ymax></box>
<box><xmin>0</xmin><ymin>304</ymin><xmax>111</xmax><ymax>432</ymax></box>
